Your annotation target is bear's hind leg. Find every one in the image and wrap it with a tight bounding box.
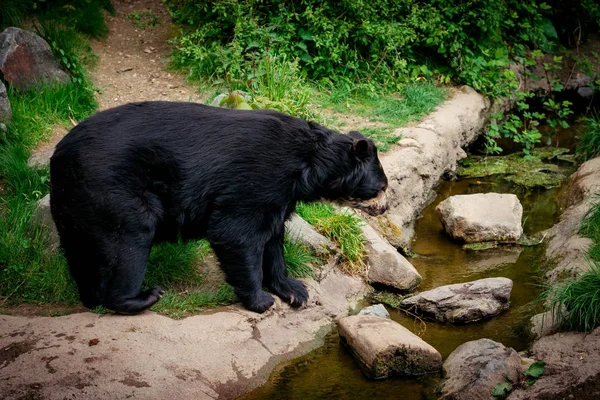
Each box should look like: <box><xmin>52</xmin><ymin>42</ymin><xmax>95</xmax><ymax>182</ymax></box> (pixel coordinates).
<box><xmin>101</xmin><ymin>233</ymin><xmax>164</xmax><ymax>314</ymax></box>
<box><xmin>263</xmin><ymin>231</ymin><xmax>309</xmax><ymax>308</ymax></box>
<box><xmin>211</xmin><ymin>243</ymin><xmax>275</xmax><ymax>313</ymax></box>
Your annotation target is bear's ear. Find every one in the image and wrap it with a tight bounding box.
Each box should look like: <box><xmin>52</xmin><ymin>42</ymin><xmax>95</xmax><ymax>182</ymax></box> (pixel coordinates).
<box><xmin>348</xmin><ymin>131</ymin><xmax>366</xmax><ymax>140</ymax></box>
<box><xmin>352</xmin><ymin>138</ymin><xmax>370</xmax><ymax>159</ymax></box>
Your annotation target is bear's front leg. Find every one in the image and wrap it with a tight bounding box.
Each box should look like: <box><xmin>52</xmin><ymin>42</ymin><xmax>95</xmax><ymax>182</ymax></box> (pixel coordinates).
<box><xmin>263</xmin><ymin>230</ymin><xmax>309</xmax><ymax>308</ymax></box>
<box><xmin>211</xmin><ymin>242</ymin><xmax>275</xmax><ymax>313</ymax></box>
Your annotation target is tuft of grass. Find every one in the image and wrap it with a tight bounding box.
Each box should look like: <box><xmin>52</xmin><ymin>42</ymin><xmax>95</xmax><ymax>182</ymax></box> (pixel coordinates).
<box><xmin>544</xmin><ymin>260</ymin><xmax>600</xmax><ymax>332</ymax></box>
<box><xmin>150</xmin><ymin>284</ymin><xmax>236</xmax><ymax>319</ymax></box>
<box><xmin>283</xmin><ymin>238</ymin><xmax>317</xmax><ymax>278</ymax></box>
<box><xmin>7</xmin><ymin>83</ymin><xmax>97</xmax><ymax>146</ymax></box>
<box><xmin>576</xmin><ymin>113</ymin><xmax>600</xmax><ymax>162</ymax></box>
<box><xmin>360</xmin><ymin>126</ymin><xmax>402</xmax><ymax>152</ymax></box>
<box><xmin>296</xmin><ymin>202</ymin><xmax>366</xmax><ymax>275</ymax></box>
<box><xmin>126</xmin><ymin>9</ymin><xmax>161</xmax><ymax>30</ymax></box>
<box><xmin>145</xmin><ymin>240</ymin><xmax>212</xmax><ymax>287</ymax></box>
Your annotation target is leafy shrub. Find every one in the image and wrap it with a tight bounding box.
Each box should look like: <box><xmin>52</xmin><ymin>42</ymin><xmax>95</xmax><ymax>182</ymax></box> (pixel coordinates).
<box><xmin>576</xmin><ymin>114</ymin><xmax>600</xmax><ymax>162</ymax></box>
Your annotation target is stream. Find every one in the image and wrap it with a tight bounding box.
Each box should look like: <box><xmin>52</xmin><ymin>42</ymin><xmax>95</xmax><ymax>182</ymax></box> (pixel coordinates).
<box><xmin>244</xmin><ymin>175</ymin><xmax>566</xmax><ymax>400</ymax></box>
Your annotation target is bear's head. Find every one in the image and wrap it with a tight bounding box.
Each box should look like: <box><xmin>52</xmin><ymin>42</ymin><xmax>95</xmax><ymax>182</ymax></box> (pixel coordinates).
<box><xmin>314</xmin><ymin>130</ymin><xmax>388</xmax><ymax>216</ymax></box>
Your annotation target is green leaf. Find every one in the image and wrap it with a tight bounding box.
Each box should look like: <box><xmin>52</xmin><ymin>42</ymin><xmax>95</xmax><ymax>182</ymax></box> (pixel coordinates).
<box><xmin>525</xmin><ymin>361</ymin><xmax>546</xmax><ymax>378</ymax></box>
<box><xmin>492</xmin><ymin>382</ymin><xmax>513</xmax><ymax>397</ymax></box>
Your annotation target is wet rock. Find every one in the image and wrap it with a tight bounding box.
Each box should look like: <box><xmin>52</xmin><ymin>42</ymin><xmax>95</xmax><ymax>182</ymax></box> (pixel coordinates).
<box><xmin>436</xmin><ymin>193</ymin><xmax>523</xmax><ymax>243</ymax></box>
<box><xmin>338</xmin><ymin>315</ymin><xmax>441</xmax><ymax>379</ymax></box>
<box><xmin>440</xmin><ymin>338</ymin><xmax>523</xmax><ymax>400</ymax></box>
<box><xmin>31</xmin><ymin>194</ymin><xmax>59</xmax><ymax>250</ymax></box>
<box><xmin>362</xmin><ymin>223</ymin><xmax>422</xmax><ymax>291</ymax></box>
<box><xmin>285</xmin><ymin>214</ymin><xmax>336</xmax><ymax>256</ymax></box>
<box><xmin>358</xmin><ymin>304</ymin><xmax>390</xmax><ymax>319</ymax></box>
<box><xmin>507</xmin><ymin>328</ymin><xmax>600</xmax><ymax>400</ymax></box>
<box><xmin>363</xmin><ymin>86</ymin><xmax>491</xmax><ymax>248</ymax></box>
<box><xmin>0</xmin><ymin>80</ymin><xmax>11</xmax><ymax>121</ymax></box>
<box><xmin>0</xmin><ymin>27</ymin><xmax>70</xmax><ymax>90</ymax></box>
<box><xmin>401</xmin><ymin>277</ymin><xmax>513</xmax><ymax>324</ymax></box>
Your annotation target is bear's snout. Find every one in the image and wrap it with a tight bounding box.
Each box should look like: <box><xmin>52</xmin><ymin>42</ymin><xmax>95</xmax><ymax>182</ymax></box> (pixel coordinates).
<box><xmin>357</xmin><ymin>189</ymin><xmax>388</xmax><ymax>216</ymax></box>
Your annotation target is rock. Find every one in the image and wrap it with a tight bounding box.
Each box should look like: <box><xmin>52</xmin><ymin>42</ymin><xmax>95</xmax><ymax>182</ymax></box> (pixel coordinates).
<box><xmin>0</xmin><ymin>80</ymin><xmax>11</xmax><ymax>121</ymax></box>
<box><xmin>400</xmin><ymin>277</ymin><xmax>513</xmax><ymax>324</ymax></box>
<box><xmin>436</xmin><ymin>193</ymin><xmax>523</xmax><ymax>243</ymax></box>
<box><xmin>27</xmin><ymin>146</ymin><xmax>55</xmax><ymax>168</ymax></box>
<box><xmin>363</xmin><ymin>86</ymin><xmax>491</xmax><ymax>248</ymax></box>
<box><xmin>285</xmin><ymin>213</ymin><xmax>336</xmax><ymax>256</ymax></box>
<box><xmin>544</xmin><ymin>157</ymin><xmax>600</xmax><ymax>281</ymax></box>
<box><xmin>362</xmin><ymin>222</ymin><xmax>422</xmax><ymax>291</ymax></box>
<box><xmin>440</xmin><ymin>338</ymin><xmax>523</xmax><ymax>400</ymax></box>
<box><xmin>577</xmin><ymin>86</ymin><xmax>595</xmax><ymax>99</ymax></box>
<box><xmin>358</xmin><ymin>304</ymin><xmax>390</xmax><ymax>319</ymax></box>
<box><xmin>0</xmin><ymin>266</ymin><xmax>370</xmax><ymax>400</ymax></box>
<box><xmin>0</xmin><ymin>27</ymin><xmax>70</xmax><ymax>90</ymax></box>
<box><xmin>530</xmin><ymin>309</ymin><xmax>564</xmax><ymax>339</ymax></box>
<box><xmin>338</xmin><ymin>315</ymin><xmax>441</xmax><ymax>379</ymax></box>
<box><xmin>507</xmin><ymin>328</ymin><xmax>600</xmax><ymax>400</ymax></box>
<box><xmin>31</xmin><ymin>194</ymin><xmax>59</xmax><ymax>250</ymax></box>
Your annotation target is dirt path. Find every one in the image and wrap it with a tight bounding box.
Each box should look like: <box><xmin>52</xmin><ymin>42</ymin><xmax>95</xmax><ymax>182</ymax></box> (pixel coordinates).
<box><xmin>91</xmin><ymin>0</ymin><xmax>205</xmax><ymax>110</ymax></box>
<box><xmin>28</xmin><ymin>0</ymin><xmax>204</xmax><ymax>166</ymax></box>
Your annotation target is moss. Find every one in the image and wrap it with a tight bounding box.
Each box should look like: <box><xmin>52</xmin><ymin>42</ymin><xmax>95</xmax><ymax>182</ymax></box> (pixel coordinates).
<box><xmin>371</xmin><ymin>291</ymin><xmax>412</xmax><ymax>309</ymax></box>
<box><xmin>457</xmin><ymin>147</ymin><xmax>575</xmax><ymax>189</ymax></box>
<box><xmin>462</xmin><ymin>242</ymin><xmax>499</xmax><ymax>251</ymax></box>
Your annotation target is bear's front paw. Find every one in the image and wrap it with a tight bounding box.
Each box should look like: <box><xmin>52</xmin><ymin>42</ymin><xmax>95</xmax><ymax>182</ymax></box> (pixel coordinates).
<box><xmin>270</xmin><ymin>277</ymin><xmax>309</xmax><ymax>308</ymax></box>
<box><xmin>243</xmin><ymin>291</ymin><xmax>275</xmax><ymax>314</ymax></box>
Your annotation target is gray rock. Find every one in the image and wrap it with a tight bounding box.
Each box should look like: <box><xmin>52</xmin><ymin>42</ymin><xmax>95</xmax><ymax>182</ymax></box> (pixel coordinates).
<box><xmin>358</xmin><ymin>304</ymin><xmax>390</xmax><ymax>319</ymax></box>
<box><xmin>401</xmin><ymin>277</ymin><xmax>513</xmax><ymax>324</ymax></box>
<box><xmin>0</xmin><ymin>80</ymin><xmax>11</xmax><ymax>121</ymax></box>
<box><xmin>362</xmin><ymin>222</ymin><xmax>422</xmax><ymax>291</ymax></box>
<box><xmin>338</xmin><ymin>315</ymin><xmax>441</xmax><ymax>379</ymax></box>
<box><xmin>27</xmin><ymin>146</ymin><xmax>55</xmax><ymax>168</ymax></box>
<box><xmin>440</xmin><ymin>338</ymin><xmax>523</xmax><ymax>400</ymax></box>
<box><xmin>31</xmin><ymin>194</ymin><xmax>59</xmax><ymax>250</ymax></box>
<box><xmin>507</xmin><ymin>328</ymin><xmax>600</xmax><ymax>400</ymax></box>
<box><xmin>436</xmin><ymin>193</ymin><xmax>523</xmax><ymax>243</ymax></box>
<box><xmin>0</xmin><ymin>27</ymin><xmax>70</xmax><ymax>90</ymax></box>
<box><xmin>577</xmin><ymin>86</ymin><xmax>595</xmax><ymax>99</ymax></box>
<box><xmin>285</xmin><ymin>213</ymin><xmax>336</xmax><ymax>256</ymax></box>
<box><xmin>530</xmin><ymin>309</ymin><xmax>564</xmax><ymax>339</ymax></box>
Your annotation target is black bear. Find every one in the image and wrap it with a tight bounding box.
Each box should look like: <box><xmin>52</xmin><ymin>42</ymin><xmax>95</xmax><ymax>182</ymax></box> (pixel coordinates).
<box><xmin>50</xmin><ymin>101</ymin><xmax>388</xmax><ymax>314</ymax></box>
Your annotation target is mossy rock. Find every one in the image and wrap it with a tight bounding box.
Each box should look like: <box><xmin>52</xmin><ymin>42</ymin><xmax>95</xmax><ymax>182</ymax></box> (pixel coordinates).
<box><xmin>457</xmin><ymin>147</ymin><xmax>576</xmax><ymax>189</ymax></box>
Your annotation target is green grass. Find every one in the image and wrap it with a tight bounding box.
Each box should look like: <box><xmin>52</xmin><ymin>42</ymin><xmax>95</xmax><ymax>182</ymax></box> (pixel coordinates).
<box><xmin>283</xmin><ymin>238</ymin><xmax>318</xmax><ymax>278</ymax></box>
<box><xmin>544</xmin><ymin>261</ymin><xmax>600</xmax><ymax>332</ymax></box>
<box><xmin>576</xmin><ymin>113</ymin><xmax>600</xmax><ymax>162</ymax></box>
<box><xmin>296</xmin><ymin>202</ymin><xmax>366</xmax><ymax>275</ymax></box>
<box><xmin>580</xmin><ymin>195</ymin><xmax>600</xmax><ymax>263</ymax></box>
<box><xmin>543</xmin><ymin>195</ymin><xmax>600</xmax><ymax>332</ymax></box>
<box><xmin>7</xmin><ymin>83</ymin><xmax>97</xmax><ymax>146</ymax></box>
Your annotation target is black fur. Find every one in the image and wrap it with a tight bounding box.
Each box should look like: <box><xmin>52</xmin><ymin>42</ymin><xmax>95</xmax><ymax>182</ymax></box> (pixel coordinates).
<box><xmin>50</xmin><ymin>101</ymin><xmax>388</xmax><ymax>314</ymax></box>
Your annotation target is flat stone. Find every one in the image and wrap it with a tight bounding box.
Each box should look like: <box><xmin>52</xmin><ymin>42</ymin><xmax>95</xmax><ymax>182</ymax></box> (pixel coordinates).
<box><xmin>358</xmin><ymin>304</ymin><xmax>390</xmax><ymax>319</ymax></box>
<box><xmin>338</xmin><ymin>315</ymin><xmax>441</xmax><ymax>379</ymax></box>
<box><xmin>440</xmin><ymin>338</ymin><xmax>523</xmax><ymax>400</ymax></box>
<box><xmin>362</xmin><ymin>223</ymin><xmax>421</xmax><ymax>291</ymax></box>
<box><xmin>401</xmin><ymin>277</ymin><xmax>513</xmax><ymax>324</ymax></box>
<box><xmin>436</xmin><ymin>193</ymin><xmax>523</xmax><ymax>243</ymax></box>
<box><xmin>0</xmin><ymin>80</ymin><xmax>11</xmax><ymax>121</ymax></box>
<box><xmin>285</xmin><ymin>213</ymin><xmax>336</xmax><ymax>256</ymax></box>
<box><xmin>0</xmin><ymin>27</ymin><xmax>70</xmax><ymax>90</ymax></box>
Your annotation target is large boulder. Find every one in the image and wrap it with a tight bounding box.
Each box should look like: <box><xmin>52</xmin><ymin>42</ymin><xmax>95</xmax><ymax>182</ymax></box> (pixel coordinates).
<box><xmin>362</xmin><ymin>223</ymin><xmax>422</xmax><ymax>291</ymax></box>
<box><xmin>400</xmin><ymin>277</ymin><xmax>513</xmax><ymax>324</ymax></box>
<box><xmin>0</xmin><ymin>80</ymin><xmax>11</xmax><ymax>121</ymax></box>
<box><xmin>338</xmin><ymin>315</ymin><xmax>442</xmax><ymax>379</ymax></box>
<box><xmin>0</xmin><ymin>27</ymin><xmax>70</xmax><ymax>90</ymax></box>
<box><xmin>508</xmin><ymin>328</ymin><xmax>600</xmax><ymax>400</ymax></box>
<box><xmin>436</xmin><ymin>193</ymin><xmax>523</xmax><ymax>243</ymax></box>
<box><xmin>440</xmin><ymin>339</ymin><xmax>523</xmax><ymax>400</ymax></box>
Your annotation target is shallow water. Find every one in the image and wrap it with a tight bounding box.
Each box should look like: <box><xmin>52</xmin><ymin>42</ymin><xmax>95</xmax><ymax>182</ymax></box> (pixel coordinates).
<box><xmin>244</xmin><ymin>177</ymin><xmax>564</xmax><ymax>400</ymax></box>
